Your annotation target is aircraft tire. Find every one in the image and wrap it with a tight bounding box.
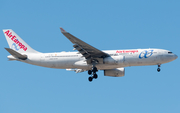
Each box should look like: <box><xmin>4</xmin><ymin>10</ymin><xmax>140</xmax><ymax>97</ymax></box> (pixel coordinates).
<box><xmin>93</xmin><ymin>67</ymin><xmax>98</xmax><ymax>73</ymax></box>
<box><xmin>88</xmin><ymin>77</ymin><xmax>93</xmax><ymax>82</ymax></box>
<box><xmin>93</xmin><ymin>73</ymin><xmax>98</xmax><ymax>79</ymax></box>
<box><xmin>88</xmin><ymin>70</ymin><xmax>92</xmax><ymax>75</ymax></box>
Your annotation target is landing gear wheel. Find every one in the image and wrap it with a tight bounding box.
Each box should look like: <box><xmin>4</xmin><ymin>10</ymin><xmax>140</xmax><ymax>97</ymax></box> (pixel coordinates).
<box><xmin>88</xmin><ymin>66</ymin><xmax>98</xmax><ymax>82</ymax></box>
<box><xmin>157</xmin><ymin>68</ymin><xmax>160</xmax><ymax>72</ymax></box>
<box><xmin>88</xmin><ymin>70</ymin><xmax>92</xmax><ymax>75</ymax></box>
<box><xmin>93</xmin><ymin>67</ymin><xmax>98</xmax><ymax>73</ymax></box>
<box><xmin>88</xmin><ymin>77</ymin><xmax>93</xmax><ymax>82</ymax></box>
<box><xmin>93</xmin><ymin>73</ymin><xmax>98</xmax><ymax>79</ymax></box>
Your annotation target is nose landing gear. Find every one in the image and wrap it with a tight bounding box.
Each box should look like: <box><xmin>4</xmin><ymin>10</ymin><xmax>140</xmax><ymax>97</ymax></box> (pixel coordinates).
<box><xmin>88</xmin><ymin>67</ymin><xmax>98</xmax><ymax>82</ymax></box>
<box><xmin>157</xmin><ymin>64</ymin><xmax>161</xmax><ymax>72</ymax></box>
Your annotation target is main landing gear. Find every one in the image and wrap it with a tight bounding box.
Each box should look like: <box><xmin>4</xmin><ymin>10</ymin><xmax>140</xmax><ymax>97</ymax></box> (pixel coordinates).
<box><xmin>88</xmin><ymin>67</ymin><xmax>98</xmax><ymax>82</ymax></box>
<box><xmin>157</xmin><ymin>64</ymin><xmax>161</xmax><ymax>72</ymax></box>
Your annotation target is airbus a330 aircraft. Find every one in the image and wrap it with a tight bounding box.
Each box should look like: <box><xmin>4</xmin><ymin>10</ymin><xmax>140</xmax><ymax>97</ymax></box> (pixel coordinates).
<box><xmin>3</xmin><ymin>28</ymin><xmax>178</xmax><ymax>82</ymax></box>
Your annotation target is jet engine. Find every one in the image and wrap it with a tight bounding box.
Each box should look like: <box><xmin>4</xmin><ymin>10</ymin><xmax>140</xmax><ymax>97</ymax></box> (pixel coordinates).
<box><xmin>104</xmin><ymin>68</ymin><xmax>125</xmax><ymax>77</ymax></box>
<box><xmin>103</xmin><ymin>55</ymin><xmax>124</xmax><ymax>65</ymax></box>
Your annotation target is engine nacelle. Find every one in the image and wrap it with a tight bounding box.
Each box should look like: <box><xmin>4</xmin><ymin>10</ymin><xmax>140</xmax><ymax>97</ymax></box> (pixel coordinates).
<box><xmin>104</xmin><ymin>68</ymin><xmax>125</xmax><ymax>77</ymax></box>
<box><xmin>103</xmin><ymin>55</ymin><xmax>124</xmax><ymax>65</ymax></box>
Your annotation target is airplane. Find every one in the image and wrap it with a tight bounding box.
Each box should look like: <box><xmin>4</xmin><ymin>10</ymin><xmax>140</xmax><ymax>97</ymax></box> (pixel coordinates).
<box><xmin>3</xmin><ymin>28</ymin><xmax>178</xmax><ymax>82</ymax></box>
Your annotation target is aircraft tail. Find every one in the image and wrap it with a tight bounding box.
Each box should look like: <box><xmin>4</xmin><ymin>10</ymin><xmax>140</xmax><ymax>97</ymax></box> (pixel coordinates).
<box><xmin>3</xmin><ymin>29</ymin><xmax>40</xmax><ymax>53</ymax></box>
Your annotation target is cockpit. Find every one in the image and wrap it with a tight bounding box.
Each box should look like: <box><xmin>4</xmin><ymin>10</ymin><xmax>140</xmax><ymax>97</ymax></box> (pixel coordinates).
<box><xmin>168</xmin><ymin>51</ymin><xmax>173</xmax><ymax>54</ymax></box>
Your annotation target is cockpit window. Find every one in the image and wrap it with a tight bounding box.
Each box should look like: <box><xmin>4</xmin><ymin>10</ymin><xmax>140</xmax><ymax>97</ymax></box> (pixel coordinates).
<box><xmin>168</xmin><ymin>52</ymin><xmax>173</xmax><ymax>54</ymax></box>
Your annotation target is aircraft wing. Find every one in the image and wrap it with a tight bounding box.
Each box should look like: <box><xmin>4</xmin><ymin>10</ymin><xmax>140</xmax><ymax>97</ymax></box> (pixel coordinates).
<box><xmin>60</xmin><ymin>28</ymin><xmax>108</xmax><ymax>60</ymax></box>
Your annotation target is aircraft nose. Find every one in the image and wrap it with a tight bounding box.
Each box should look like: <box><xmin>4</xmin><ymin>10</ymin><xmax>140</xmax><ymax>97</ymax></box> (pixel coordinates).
<box><xmin>174</xmin><ymin>54</ymin><xmax>178</xmax><ymax>59</ymax></box>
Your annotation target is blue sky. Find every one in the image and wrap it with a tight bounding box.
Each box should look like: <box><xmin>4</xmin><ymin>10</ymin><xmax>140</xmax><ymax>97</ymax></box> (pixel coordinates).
<box><xmin>0</xmin><ymin>0</ymin><xmax>180</xmax><ymax>113</ymax></box>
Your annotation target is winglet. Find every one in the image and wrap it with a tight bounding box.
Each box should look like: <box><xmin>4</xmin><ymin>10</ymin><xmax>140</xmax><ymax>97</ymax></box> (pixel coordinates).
<box><xmin>60</xmin><ymin>27</ymin><xmax>67</xmax><ymax>33</ymax></box>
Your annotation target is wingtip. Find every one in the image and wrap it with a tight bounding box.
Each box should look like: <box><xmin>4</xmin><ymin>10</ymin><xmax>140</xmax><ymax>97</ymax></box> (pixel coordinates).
<box><xmin>60</xmin><ymin>27</ymin><xmax>67</xmax><ymax>33</ymax></box>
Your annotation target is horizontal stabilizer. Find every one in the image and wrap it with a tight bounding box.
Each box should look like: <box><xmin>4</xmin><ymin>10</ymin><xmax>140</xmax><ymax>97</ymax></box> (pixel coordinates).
<box><xmin>5</xmin><ymin>48</ymin><xmax>27</xmax><ymax>60</ymax></box>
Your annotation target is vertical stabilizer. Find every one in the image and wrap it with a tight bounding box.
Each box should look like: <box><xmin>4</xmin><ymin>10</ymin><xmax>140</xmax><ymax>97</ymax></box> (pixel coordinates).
<box><xmin>3</xmin><ymin>29</ymin><xmax>40</xmax><ymax>53</ymax></box>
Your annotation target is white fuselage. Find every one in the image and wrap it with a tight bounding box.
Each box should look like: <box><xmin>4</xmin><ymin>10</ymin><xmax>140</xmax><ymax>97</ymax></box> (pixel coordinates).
<box><xmin>17</xmin><ymin>48</ymin><xmax>177</xmax><ymax>70</ymax></box>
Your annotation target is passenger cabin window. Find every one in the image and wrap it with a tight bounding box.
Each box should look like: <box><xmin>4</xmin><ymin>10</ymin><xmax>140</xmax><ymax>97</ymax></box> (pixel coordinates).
<box><xmin>109</xmin><ymin>54</ymin><xmax>118</xmax><ymax>56</ymax></box>
<box><xmin>168</xmin><ymin>52</ymin><xmax>173</xmax><ymax>54</ymax></box>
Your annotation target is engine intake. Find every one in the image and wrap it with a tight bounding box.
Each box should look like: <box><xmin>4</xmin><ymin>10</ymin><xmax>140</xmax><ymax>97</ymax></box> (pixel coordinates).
<box><xmin>104</xmin><ymin>68</ymin><xmax>125</xmax><ymax>77</ymax></box>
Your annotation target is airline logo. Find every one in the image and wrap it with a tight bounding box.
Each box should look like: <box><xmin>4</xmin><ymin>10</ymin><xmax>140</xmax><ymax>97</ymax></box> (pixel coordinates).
<box><xmin>139</xmin><ymin>50</ymin><xmax>153</xmax><ymax>59</ymax></box>
<box><xmin>11</xmin><ymin>41</ymin><xmax>20</xmax><ymax>51</ymax></box>
<box><xmin>4</xmin><ymin>30</ymin><xmax>27</xmax><ymax>51</ymax></box>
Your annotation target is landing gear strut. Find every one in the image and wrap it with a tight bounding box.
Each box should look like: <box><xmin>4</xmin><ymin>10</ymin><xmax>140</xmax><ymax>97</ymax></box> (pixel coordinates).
<box><xmin>88</xmin><ymin>67</ymin><xmax>98</xmax><ymax>82</ymax></box>
<box><xmin>157</xmin><ymin>64</ymin><xmax>161</xmax><ymax>72</ymax></box>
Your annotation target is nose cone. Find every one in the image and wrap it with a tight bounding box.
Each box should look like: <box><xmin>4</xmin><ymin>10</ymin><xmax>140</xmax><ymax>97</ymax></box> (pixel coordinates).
<box><xmin>174</xmin><ymin>54</ymin><xmax>178</xmax><ymax>60</ymax></box>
